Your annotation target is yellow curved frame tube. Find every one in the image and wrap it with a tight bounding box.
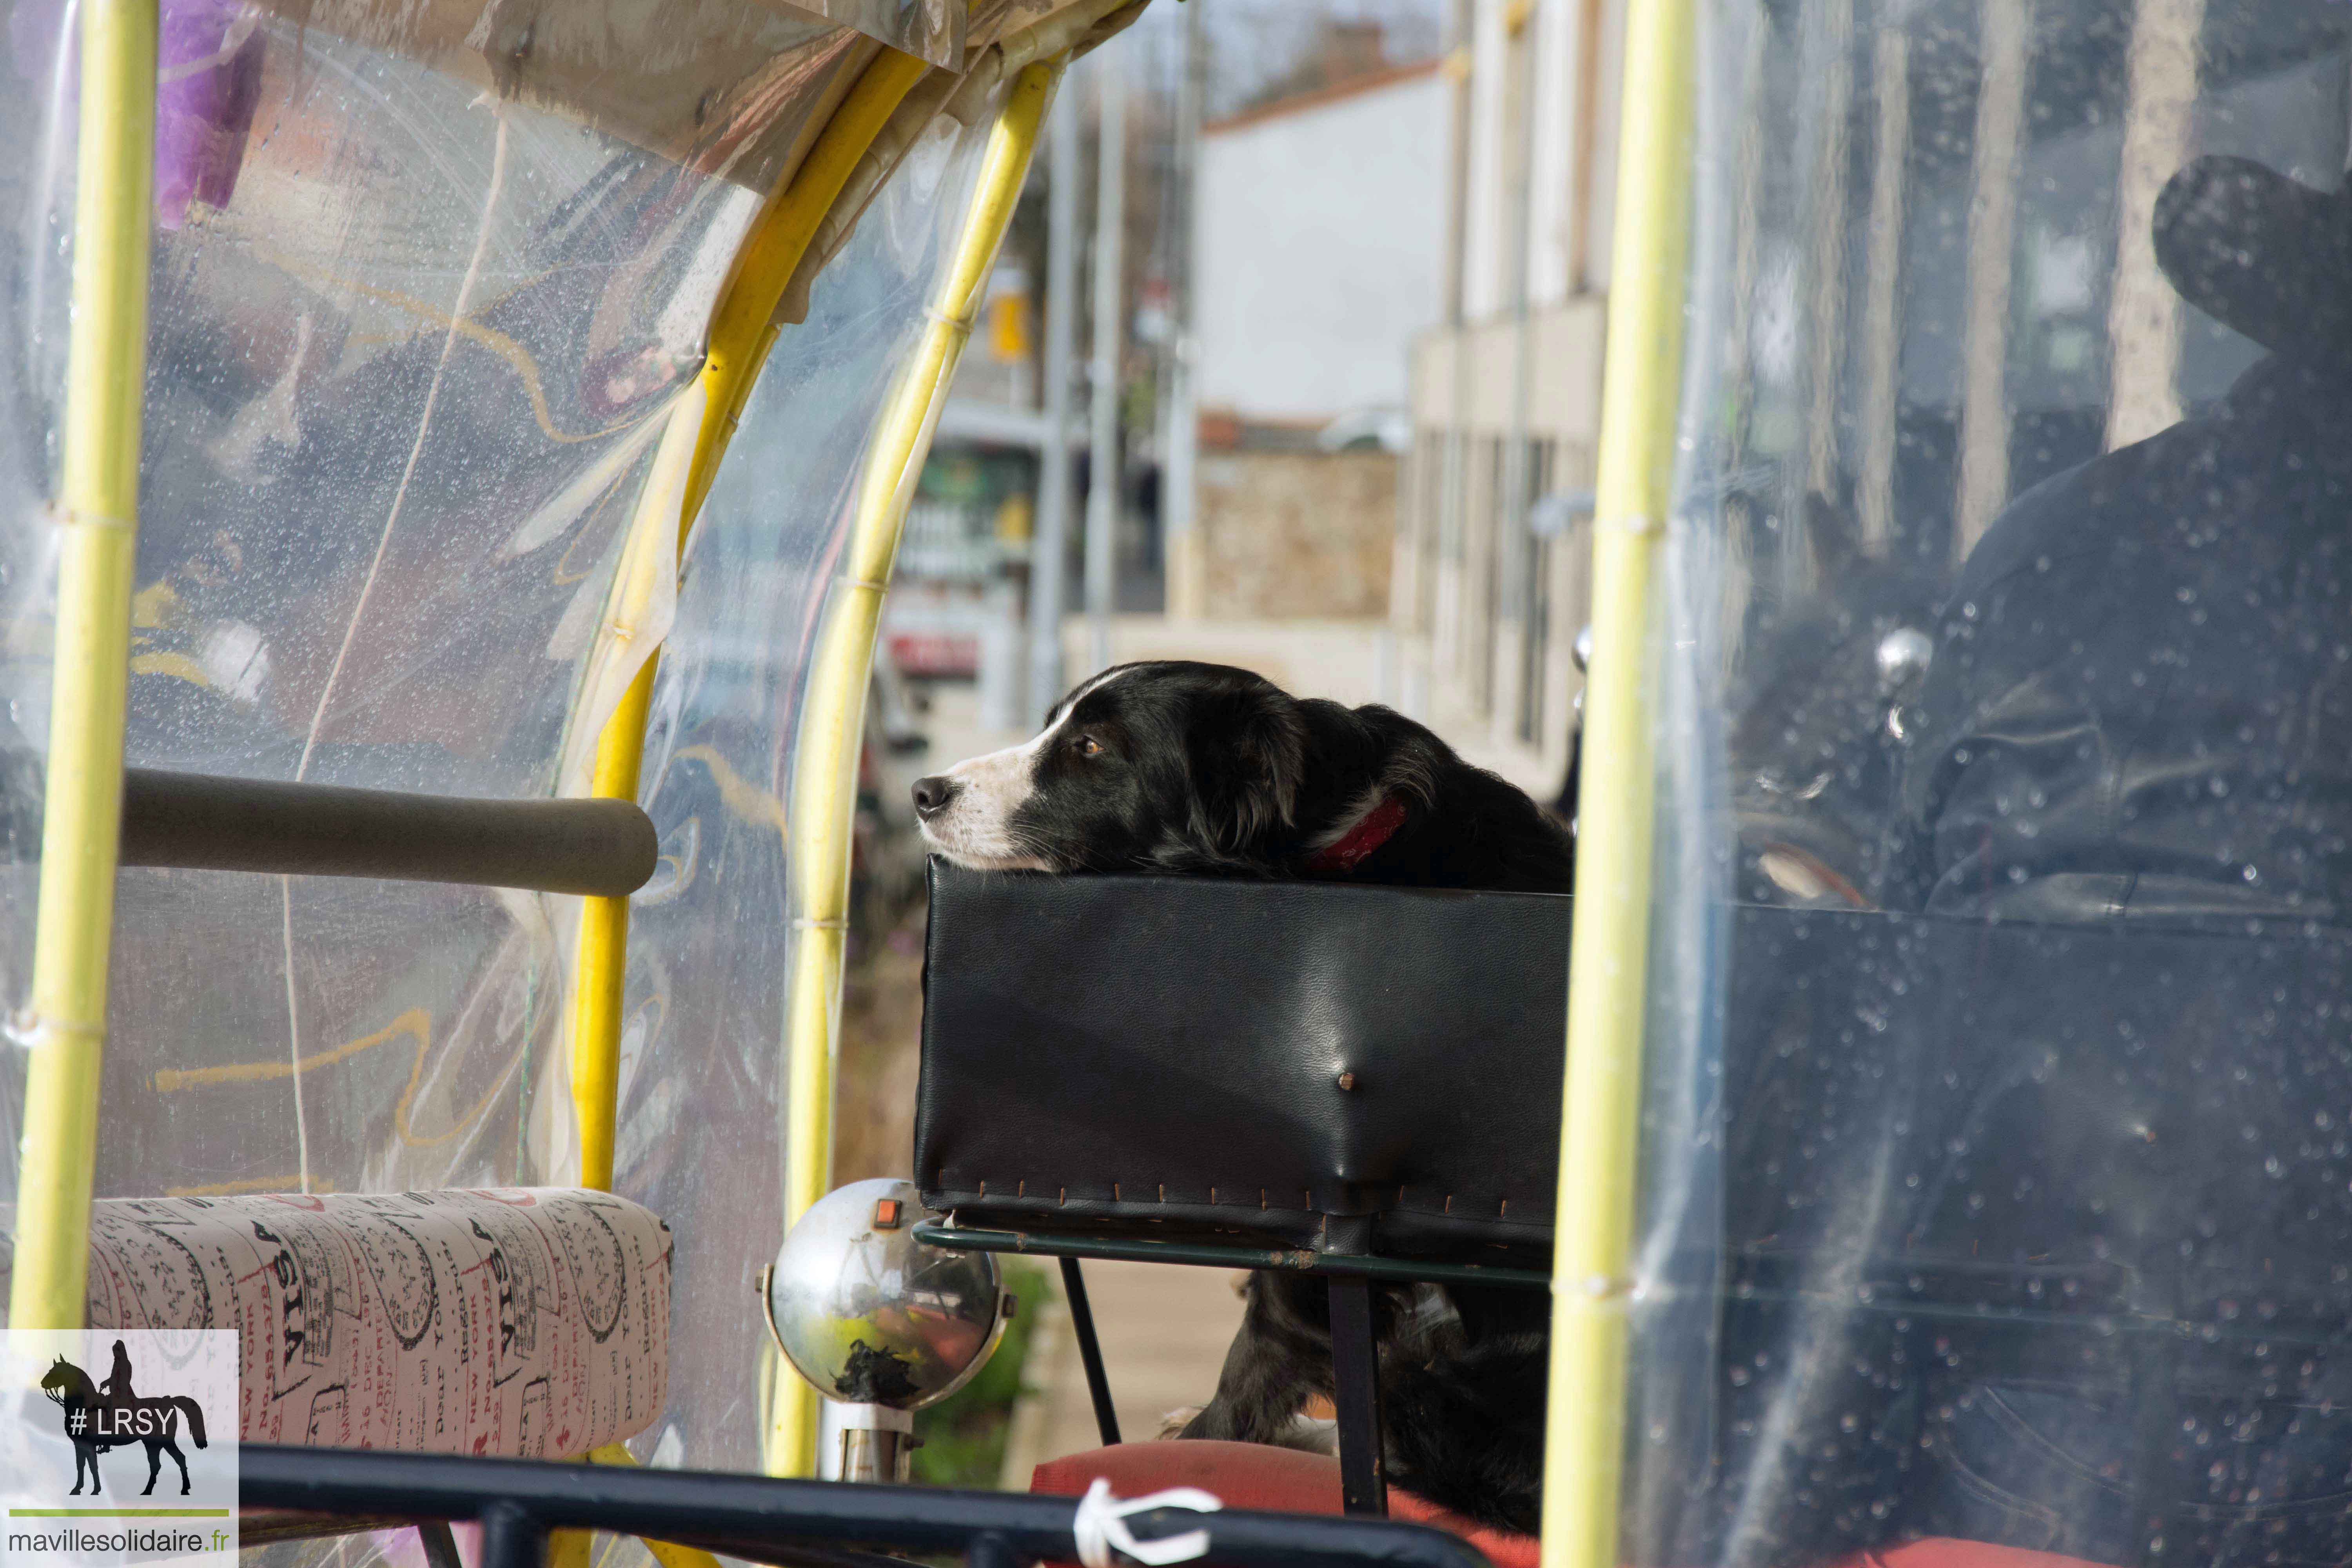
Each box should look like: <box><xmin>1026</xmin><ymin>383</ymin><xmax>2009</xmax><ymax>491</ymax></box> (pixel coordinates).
<box><xmin>568</xmin><ymin>45</ymin><xmax>934</xmax><ymax>1194</ymax></box>
<box><xmin>582</xmin><ymin>1443</ymin><xmax>728</xmax><ymax>1568</ymax></box>
<box><xmin>1539</xmin><ymin>0</ymin><xmax>1696</xmax><ymax>1559</ymax></box>
<box><xmin>769</xmin><ymin>57</ymin><xmax>1065</xmax><ymax>1479</ymax></box>
<box><xmin>8</xmin><ymin>0</ymin><xmax>158</xmax><ymax>1335</ymax></box>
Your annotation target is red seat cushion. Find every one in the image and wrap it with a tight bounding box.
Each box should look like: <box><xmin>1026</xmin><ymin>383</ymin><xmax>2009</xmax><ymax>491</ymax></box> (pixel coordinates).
<box><xmin>1030</xmin><ymin>1441</ymin><xmax>1539</xmax><ymax>1568</ymax></box>
<box><xmin>1837</xmin><ymin>1544</ymin><xmax>2113</xmax><ymax>1568</ymax></box>
<box><xmin>1032</xmin><ymin>1447</ymin><xmax>2112</xmax><ymax>1568</ymax></box>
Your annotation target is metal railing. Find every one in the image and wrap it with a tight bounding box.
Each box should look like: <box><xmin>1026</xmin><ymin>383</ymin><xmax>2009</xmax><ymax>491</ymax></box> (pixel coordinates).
<box><xmin>238</xmin><ymin>1446</ymin><xmax>1494</xmax><ymax>1568</ymax></box>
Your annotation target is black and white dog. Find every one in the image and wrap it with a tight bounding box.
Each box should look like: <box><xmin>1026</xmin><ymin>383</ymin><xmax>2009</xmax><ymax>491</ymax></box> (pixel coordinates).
<box><xmin>913</xmin><ymin>660</ymin><xmax>1571</xmax><ymax>1532</ymax></box>
<box><xmin>911</xmin><ymin>659</ymin><xmax>1572</xmax><ymax>891</ymax></box>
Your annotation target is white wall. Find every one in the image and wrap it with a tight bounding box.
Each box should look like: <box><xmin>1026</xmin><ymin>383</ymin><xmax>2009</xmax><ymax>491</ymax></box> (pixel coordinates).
<box><xmin>1194</xmin><ymin>69</ymin><xmax>1448</xmax><ymax>422</ymax></box>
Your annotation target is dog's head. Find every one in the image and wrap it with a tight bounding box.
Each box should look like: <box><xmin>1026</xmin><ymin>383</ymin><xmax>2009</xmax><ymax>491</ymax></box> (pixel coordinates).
<box><xmin>912</xmin><ymin>662</ymin><xmax>1307</xmax><ymax>873</ymax></box>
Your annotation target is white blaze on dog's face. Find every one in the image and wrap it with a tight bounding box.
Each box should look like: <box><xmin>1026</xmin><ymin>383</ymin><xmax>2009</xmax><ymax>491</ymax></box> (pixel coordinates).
<box><xmin>909</xmin><ymin>726</ymin><xmax>1060</xmax><ymax>872</ymax></box>
<box><xmin>913</xmin><ymin>732</ymin><xmax>1054</xmax><ymax>868</ymax></box>
<box><xmin>909</xmin><ymin>662</ymin><xmax>1307</xmax><ymax>874</ymax></box>
<box><xmin>910</xmin><ymin>668</ymin><xmax>1132</xmax><ymax>871</ymax></box>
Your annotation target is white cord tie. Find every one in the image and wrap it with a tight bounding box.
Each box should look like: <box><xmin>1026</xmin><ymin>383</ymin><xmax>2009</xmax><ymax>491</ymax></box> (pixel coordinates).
<box><xmin>1071</xmin><ymin>1477</ymin><xmax>1222</xmax><ymax>1568</ymax></box>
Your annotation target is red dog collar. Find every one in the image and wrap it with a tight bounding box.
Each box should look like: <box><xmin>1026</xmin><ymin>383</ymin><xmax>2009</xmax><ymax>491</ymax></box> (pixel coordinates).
<box><xmin>1302</xmin><ymin>795</ymin><xmax>1408</xmax><ymax>877</ymax></box>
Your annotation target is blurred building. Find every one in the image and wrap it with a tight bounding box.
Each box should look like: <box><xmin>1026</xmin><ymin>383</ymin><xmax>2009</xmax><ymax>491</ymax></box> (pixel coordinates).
<box><xmin>1172</xmin><ymin>42</ymin><xmax>1449</xmax><ymax>621</ymax></box>
<box><xmin>891</xmin><ymin>44</ymin><xmax>1173</xmax><ymax>731</ymax></box>
<box><xmin>894</xmin><ymin>11</ymin><xmax>1490</xmax><ymax>745</ymax></box>
<box><xmin>1393</xmin><ymin>0</ymin><xmax>1628</xmax><ymax>793</ymax></box>
<box><xmin>882</xmin><ymin>165</ymin><xmax>1053</xmax><ymax>731</ymax></box>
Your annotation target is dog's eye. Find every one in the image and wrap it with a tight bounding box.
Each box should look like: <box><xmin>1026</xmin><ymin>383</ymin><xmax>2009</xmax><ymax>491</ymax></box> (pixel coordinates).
<box><xmin>1073</xmin><ymin>735</ymin><xmax>1102</xmax><ymax>758</ymax></box>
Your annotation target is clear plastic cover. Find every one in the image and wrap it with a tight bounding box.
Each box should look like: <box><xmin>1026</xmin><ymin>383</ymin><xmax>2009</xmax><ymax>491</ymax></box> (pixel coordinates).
<box><xmin>1627</xmin><ymin>2</ymin><xmax>2352</xmax><ymax>1564</ymax></box>
<box><xmin>0</xmin><ymin>0</ymin><xmax>72</xmax><ymax>1156</ymax></box>
<box><xmin>0</xmin><ymin>0</ymin><xmax>996</xmax><ymax>1495</ymax></box>
<box><xmin>625</xmin><ymin>98</ymin><xmax>1006</xmax><ymax>1470</ymax></box>
<box><xmin>84</xmin><ymin>0</ymin><xmax>781</xmax><ymax>1232</ymax></box>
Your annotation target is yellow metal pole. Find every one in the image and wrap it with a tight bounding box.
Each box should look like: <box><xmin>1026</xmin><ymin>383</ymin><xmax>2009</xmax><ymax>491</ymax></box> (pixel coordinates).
<box><xmin>569</xmin><ymin>658</ymin><xmax>658</xmax><ymax>1193</ymax></box>
<box><xmin>7</xmin><ymin>0</ymin><xmax>158</xmax><ymax>1336</ymax></box>
<box><xmin>566</xmin><ymin>47</ymin><xmax>934</xmax><ymax>1194</ymax></box>
<box><xmin>770</xmin><ymin>58</ymin><xmax>1064</xmax><ymax>1480</ymax></box>
<box><xmin>1540</xmin><ymin>0</ymin><xmax>1695</xmax><ymax>1557</ymax></box>
<box><xmin>562</xmin><ymin>1444</ymin><xmax>730</xmax><ymax>1568</ymax></box>
<box><xmin>546</xmin><ymin>1526</ymin><xmax>591</xmax><ymax>1568</ymax></box>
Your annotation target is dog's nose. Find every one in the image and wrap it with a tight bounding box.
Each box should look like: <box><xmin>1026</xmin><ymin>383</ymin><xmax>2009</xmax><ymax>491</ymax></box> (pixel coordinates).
<box><xmin>911</xmin><ymin>775</ymin><xmax>960</xmax><ymax>819</ymax></box>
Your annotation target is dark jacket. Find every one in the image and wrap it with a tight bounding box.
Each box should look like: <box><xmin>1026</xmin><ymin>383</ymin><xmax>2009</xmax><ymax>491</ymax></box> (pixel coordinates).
<box><xmin>1895</xmin><ymin>354</ymin><xmax>2352</xmax><ymax>924</ymax></box>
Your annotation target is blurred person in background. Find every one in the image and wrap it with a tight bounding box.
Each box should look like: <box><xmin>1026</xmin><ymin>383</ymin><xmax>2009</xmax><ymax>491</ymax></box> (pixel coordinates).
<box><xmin>1885</xmin><ymin>154</ymin><xmax>2352</xmax><ymax>1566</ymax></box>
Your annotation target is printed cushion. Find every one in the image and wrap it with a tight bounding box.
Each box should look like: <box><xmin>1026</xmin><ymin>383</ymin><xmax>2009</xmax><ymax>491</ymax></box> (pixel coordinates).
<box><xmin>2</xmin><ymin>1188</ymin><xmax>670</xmax><ymax>1458</ymax></box>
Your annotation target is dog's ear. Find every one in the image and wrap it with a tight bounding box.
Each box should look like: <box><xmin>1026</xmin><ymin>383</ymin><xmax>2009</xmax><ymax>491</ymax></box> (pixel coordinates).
<box><xmin>1186</xmin><ymin>681</ymin><xmax>1306</xmax><ymax>861</ymax></box>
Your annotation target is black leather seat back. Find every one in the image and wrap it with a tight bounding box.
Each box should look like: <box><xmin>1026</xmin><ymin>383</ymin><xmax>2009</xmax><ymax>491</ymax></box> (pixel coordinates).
<box><xmin>916</xmin><ymin>860</ymin><xmax>1569</xmax><ymax>1260</ymax></box>
<box><xmin>922</xmin><ymin>862</ymin><xmax>2352</xmax><ymax>1299</ymax></box>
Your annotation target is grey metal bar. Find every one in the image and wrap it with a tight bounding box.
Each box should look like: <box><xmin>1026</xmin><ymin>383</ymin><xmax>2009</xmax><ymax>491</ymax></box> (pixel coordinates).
<box><xmin>118</xmin><ymin>768</ymin><xmax>657</xmax><ymax>897</ymax></box>
<box><xmin>479</xmin><ymin>1503</ymin><xmax>546</xmax><ymax>1568</ymax></box>
<box><xmin>1027</xmin><ymin>73</ymin><xmax>1082</xmax><ymax>724</ymax></box>
<box><xmin>416</xmin><ymin>1521</ymin><xmax>466</xmax><ymax>1568</ymax></box>
<box><xmin>1083</xmin><ymin>47</ymin><xmax>1127</xmax><ymax>677</ymax></box>
<box><xmin>1157</xmin><ymin>0</ymin><xmax>1205</xmax><ymax>607</ymax></box>
<box><xmin>964</xmin><ymin>1530</ymin><xmax>1022</xmax><ymax>1568</ymax></box>
<box><xmin>914</xmin><ymin>1222</ymin><xmax>1552</xmax><ymax>1292</ymax></box>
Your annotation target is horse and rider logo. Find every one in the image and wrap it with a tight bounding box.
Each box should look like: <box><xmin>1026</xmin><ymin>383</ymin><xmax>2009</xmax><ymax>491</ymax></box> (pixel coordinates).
<box><xmin>36</xmin><ymin>1339</ymin><xmax>211</xmax><ymax>1496</ymax></box>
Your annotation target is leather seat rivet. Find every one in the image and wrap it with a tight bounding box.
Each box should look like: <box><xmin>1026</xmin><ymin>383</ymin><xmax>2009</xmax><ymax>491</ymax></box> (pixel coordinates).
<box><xmin>1337</xmin><ymin>1071</ymin><xmax>1357</xmax><ymax>1091</ymax></box>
